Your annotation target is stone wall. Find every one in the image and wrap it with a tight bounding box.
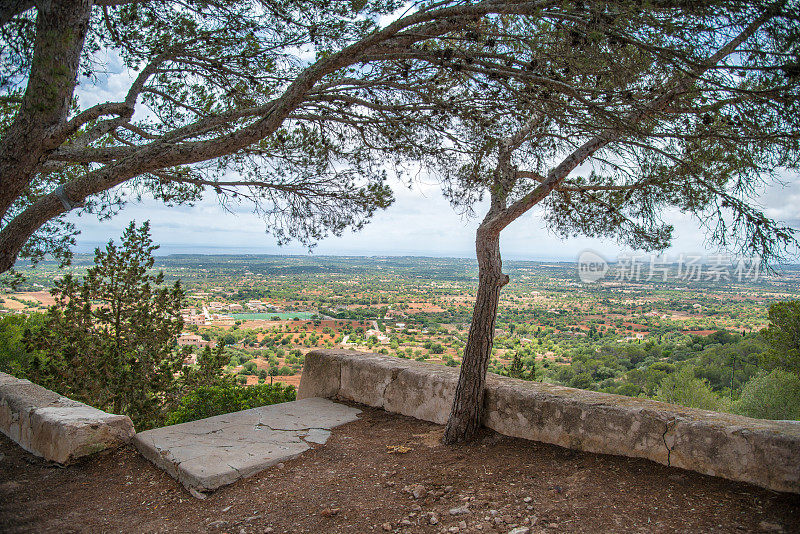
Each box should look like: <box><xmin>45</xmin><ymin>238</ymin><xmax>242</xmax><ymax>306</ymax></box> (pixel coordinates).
<box><xmin>298</xmin><ymin>350</ymin><xmax>800</xmax><ymax>494</ymax></box>
<box><xmin>0</xmin><ymin>372</ymin><xmax>135</xmax><ymax>464</ymax></box>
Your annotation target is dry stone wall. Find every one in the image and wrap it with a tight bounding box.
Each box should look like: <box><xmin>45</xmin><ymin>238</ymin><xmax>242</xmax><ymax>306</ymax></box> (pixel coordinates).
<box><xmin>298</xmin><ymin>349</ymin><xmax>800</xmax><ymax>494</ymax></box>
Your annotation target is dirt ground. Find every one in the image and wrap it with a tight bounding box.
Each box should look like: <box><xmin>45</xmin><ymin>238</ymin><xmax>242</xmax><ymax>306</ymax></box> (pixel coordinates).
<box><xmin>1</xmin><ymin>405</ymin><xmax>798</xmax><ymax>533</ymax></box>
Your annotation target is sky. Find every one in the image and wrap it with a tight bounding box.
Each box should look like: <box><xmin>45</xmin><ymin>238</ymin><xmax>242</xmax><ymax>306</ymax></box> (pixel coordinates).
<box><xmin>64</xmin><ymin>34</ymin><xmax>800</xmax><ymax>264</ymax></box>
<box><xmin>65</xmin><ymin>172</ymin><xmax>800</xmax><ymax>263</ymax></box>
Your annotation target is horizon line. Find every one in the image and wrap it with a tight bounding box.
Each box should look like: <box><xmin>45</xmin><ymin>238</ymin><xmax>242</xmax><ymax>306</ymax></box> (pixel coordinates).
<box><xmin>34</xmin><ymin>248</ymin><xmax>800</xmax><ymax>268</ymax></box>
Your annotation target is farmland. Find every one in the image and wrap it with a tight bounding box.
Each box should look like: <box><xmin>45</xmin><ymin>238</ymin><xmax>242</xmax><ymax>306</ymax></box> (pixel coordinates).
<box><xmin>4</xmin><ymin>254</ymin><xmax>799</xmax><ymax>412</ymax></box>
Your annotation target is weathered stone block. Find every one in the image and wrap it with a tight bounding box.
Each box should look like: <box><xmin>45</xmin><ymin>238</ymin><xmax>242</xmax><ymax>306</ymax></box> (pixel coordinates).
<box><xmin>483</xmin><ymin>376</ymin><xmax>675</xmax><ymax>464</ymax></box>
<box><xmin>666</xmin><ymin>411</ymin><xmax>800</xmax><ymax>493</ymax></box>
<box><xmin>297</xmin><ymin>349</ymin><xmax>346</xmax><ymax>400</ymax></box>
<box><xmin>384</xmin><ymin>365</ymin><xmax>458</xmax><ymax>424</ymax></box>
<box><xmin>299</xmin><ymin>349</ymin><xmax>800</xmax><ymax>493</ymax></box>
<box><xmin>0</xmin><ymin>372</ymin><xmax>135</xmax><ymax>464</ymax></box>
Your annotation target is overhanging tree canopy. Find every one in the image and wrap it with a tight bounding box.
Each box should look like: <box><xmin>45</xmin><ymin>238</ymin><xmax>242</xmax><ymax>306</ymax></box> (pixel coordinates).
<box><xmin>0</xmin><ymin>0</ymin><xmax>625</xmax><ymax>275</ymax></box>
<box><xmin>2</xmin><ymin>1</ymin><xmax>799</xmax><ymax>444</ymax></box>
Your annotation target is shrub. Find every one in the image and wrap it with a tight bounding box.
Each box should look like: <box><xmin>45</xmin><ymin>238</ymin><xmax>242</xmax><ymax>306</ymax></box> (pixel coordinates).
<box><xmin>614</xmin><ymin>383</ymin><xmax>643</xmax><ymax>397</ymax></box>
<box><xmin>166</xmin><ymin>383</ymin><xmax>296</xmax><ymax>425</ymax></box>
<box><xmin>734</xmin><ymin>370</ymin><xmax>800</xmax><ymax>420</ymax></box>
<box><xmin>760</xmin><ymin>300</ymin><xmax>800</xmax><ymax>375</ymax></box>
<box><xmin>655</xmin><ymin>366</ymin><xmax>728</xmax><ymax>412</ymax></box>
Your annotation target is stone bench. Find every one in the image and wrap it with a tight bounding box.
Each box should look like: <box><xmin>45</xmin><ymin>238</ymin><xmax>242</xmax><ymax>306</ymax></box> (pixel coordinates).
<box><xmin>0</xmin><ymin>372</ymin><xmax>135</xmax><ymax>464</ymax></box>
<box><xmin>298</xmin><ymin>349</ymin><xmax>800</xmax><ymax>494</ymax></box>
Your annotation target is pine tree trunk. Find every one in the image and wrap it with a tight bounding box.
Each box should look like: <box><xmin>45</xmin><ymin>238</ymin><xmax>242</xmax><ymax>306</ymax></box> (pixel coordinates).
<box><xmin>443</xmin><ymin>224</ymin><xmax>508</xmax><ymax>444</ymax></box>
<box><xmin>0</xmin><ymin>0</ymin><xmax>92</xmax><ymax>220</ymax></box>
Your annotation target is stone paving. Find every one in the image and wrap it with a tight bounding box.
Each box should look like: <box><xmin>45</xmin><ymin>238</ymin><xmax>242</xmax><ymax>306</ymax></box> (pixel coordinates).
<box><xmin>133</xmin><ymin>397</ymin><xmax>360</xmax><ymax>497</ymax></box>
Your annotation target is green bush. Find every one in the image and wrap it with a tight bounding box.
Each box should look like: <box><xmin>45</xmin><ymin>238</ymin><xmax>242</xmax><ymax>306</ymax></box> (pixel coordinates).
<box><xmin>760</xmin><ymin>300</ymin><xmax>800</xmax><ymax>375</ymax></box>
<box><xmin>17</xmin><ymin>223</ymin><xmax>217</xmax><ymax>431</ymax></box>
<box><xmin>734</xmin><ymin>369</ymin><xmax>800</xmax><ymax>420</ymax></box>
<box><xmin>655</xmin><ymin>366</ymin><xmax>728</xmax><ymax>412</ymax></box>
<box><xmin>614</xmin><ymin>383</ymin><xmax>643</xmax><ymax>397</ymax></box>
<box><xmin>166</xmin><ymin>383</ymin><xmax>296</xmax><ymax>425</ymax></box>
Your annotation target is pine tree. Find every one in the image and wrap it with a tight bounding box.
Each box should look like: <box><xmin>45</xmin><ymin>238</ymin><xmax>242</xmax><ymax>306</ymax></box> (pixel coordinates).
<box><xmin>508</xmin><ymin>352</ymin><xmax>525</xmax><ymax>379</ymax></box>
<box><xmin>25</xmin><ymin>222</ymin><xmax>196</xmax><ymax>429</ymax></box>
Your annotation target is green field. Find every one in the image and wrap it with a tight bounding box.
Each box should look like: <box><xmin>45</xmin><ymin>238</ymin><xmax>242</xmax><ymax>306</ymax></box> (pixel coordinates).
<box><xmin>232</xmin><ymin>312</ymin><xmax>316</xmax><ymax>321</ymax></box>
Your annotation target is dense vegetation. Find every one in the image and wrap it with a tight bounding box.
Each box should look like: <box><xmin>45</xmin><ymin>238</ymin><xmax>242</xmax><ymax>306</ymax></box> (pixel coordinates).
<box><xmin>490</xmin><ymin>326</ymin><xmax>800</xmax><ymax>419</ymax></box>
<box><xmin>166</xmin><ymin>383</ymin><xmax>296</xmax><ymax>426</ymax></box>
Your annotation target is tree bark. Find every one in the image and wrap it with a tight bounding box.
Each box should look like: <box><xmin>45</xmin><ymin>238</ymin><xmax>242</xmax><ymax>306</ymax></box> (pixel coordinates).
<box><xmin>443</xmin><ymin>222</ymin><xmax>508</xmax><ymax>444</ymax></box>
<box><xmin>0</xmin><ymin>0</ymin><xmax>92</xmax><ymax>221</ymax></box>
<box><xmin>0</xmin><ymin>1</ymin><xmax>34</xmax><ymax>27</ymax></box>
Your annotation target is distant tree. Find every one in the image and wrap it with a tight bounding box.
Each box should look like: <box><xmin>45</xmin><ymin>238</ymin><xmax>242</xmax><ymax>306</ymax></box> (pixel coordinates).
<box><xmin>761</xmin><ymin>301</ymin><xmax>800</xmax><ymax>375</ymax></box>
<box><xmin>655</xmin><ymin>367</ymin><xmax>727</xmax><ymax>412</ymax></box>
<box><xmin>506</xmin><ymin>352</ymin><xmax>532</xmax><ymax>380</ymax></box>
<box><xmin>569</xmin><ymin>372</ymin><xmax>594</xmax><ymax>391</ymax></box>
<box><xmin>23</xmin><ymin>222</ymin><xmax>196</xmax><ymax>429</ymax></box>
<box><xmin>439</xmin><ymin>3</ymin><xmax>800</xmax><ymax>443</ymax></box>
<box><xmin>707</xmin><ymin>330</ymin><xmax>737</xmax><ymax>346</ymax></box>
<box><xmin>613</xmin><ymin>383</ymin><xmax>643</xmax><ymax>398</ymax></box>
<box><xmin>184</xmin><ymin>342</ymin><xmax>233</xmax><ymax>390</ymax></box>
<box><xmin>734</xmin><ymin>369</ymin><xmax>800</xmax><ymax>420</ymax></box>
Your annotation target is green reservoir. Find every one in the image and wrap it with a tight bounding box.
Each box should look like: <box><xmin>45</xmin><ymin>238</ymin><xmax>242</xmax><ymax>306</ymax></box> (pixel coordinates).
<box><xmin>231</xmin><ymin>312</ymin><xmax>316</xmax><ymax>321</ymax></box>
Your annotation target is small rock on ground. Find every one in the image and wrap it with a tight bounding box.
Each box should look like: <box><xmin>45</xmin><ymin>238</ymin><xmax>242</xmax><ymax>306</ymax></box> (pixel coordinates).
<box><xmin>403</xmin><ymin>483</ymin><xmax>427</xmax><ymax>499</ymax></box>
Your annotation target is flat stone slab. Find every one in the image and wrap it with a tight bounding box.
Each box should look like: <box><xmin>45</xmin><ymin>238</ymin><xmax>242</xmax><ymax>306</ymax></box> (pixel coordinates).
<box><xmin>133</xmin><ymin>397</ymin><xmax>360</xmax><ymax>495</ymax></box>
